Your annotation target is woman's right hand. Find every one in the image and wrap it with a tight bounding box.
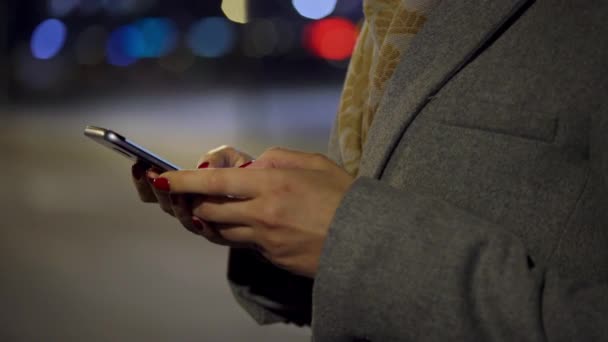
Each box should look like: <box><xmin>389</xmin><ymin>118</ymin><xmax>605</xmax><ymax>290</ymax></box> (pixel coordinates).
<box><xmin>131</xmin><ymin>145</ymin><xmax>254</xmax><ymax>242</ymax></box>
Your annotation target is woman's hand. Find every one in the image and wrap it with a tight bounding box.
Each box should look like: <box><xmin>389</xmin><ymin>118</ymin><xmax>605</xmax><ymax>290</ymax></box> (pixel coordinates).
<box><xmin>151</xmin><ymin>148</ymin><xmax>355</xmax><ymax>278</ymax></box>
<box><xmin>130</xmin><ymin>146</ymin><xmax>254</xmax><ymax>240</ymax></box>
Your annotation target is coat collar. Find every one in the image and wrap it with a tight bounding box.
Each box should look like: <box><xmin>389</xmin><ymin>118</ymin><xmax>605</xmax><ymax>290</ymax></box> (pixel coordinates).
<box><xmin>358</xmin><ymin>0</ymin><xmax>534</xmax><ymax>179</ymax></box>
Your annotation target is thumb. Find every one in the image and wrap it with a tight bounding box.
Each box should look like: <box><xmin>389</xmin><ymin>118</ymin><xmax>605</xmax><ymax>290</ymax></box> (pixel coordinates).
<box><xmin>196</xmin><ymin>146</ymin><xmax>252</xmax><ymax>169</ymax></box>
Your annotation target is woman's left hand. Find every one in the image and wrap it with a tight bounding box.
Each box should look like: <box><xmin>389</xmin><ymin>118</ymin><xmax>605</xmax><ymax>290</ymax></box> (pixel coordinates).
<box><xmin>153</xmin><ymin>148</ymin><xmax>355</xmax><ymax>278</ymax></box>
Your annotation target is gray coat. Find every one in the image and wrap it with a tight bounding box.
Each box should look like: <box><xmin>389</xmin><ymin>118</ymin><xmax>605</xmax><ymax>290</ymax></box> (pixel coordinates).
<box><xmin>228</xmin><ymin>0</ymin><xmax>608</xmax><ymax>340</ymax></box>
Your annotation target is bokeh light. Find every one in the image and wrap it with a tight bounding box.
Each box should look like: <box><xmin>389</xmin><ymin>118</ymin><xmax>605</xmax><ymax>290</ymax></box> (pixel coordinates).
<box><xmin>243</xmin><ymin>19</ymin><xmax>279</xmax><ymax>57</ymax></box>
<box><xmin>187</xmin><ymin>17</ymin><xmax>236</xmax><ymax>58</ymax></box>
<box><xmin>273</xmin><ymin>19</ymin><xmax>296</xmax><ymax>55</ymax></box>
<box><xmin>48</xmin><ymin>0</ymin><xmax>80</xmax><ymax>17</ymax></box>
<box><xmin>75</xmin><ymin>25</ymin><xmax>108</xmax><ymax>65</ymax></box>
<box><xmin>222</xmin><ymin>0</ymin><xmax>249</xmax><ymax>24</ymax></box>
<box><xmin>30</xmin><ymin>19</ymin><xmax>68</xmax><ymax>60</ymax></box>
<box><xmin>106</xmin><ymin>25</ymin><xmax>138</xmax><ymax>67</ymax></box>
<box><xmin>304</xmin><ymin>17</ymin><xmax>358</xmax><ymax>61</ymax></box>
<box><xmin>292</xmin><ymin>0</ymin><xmax>337</xmax><ymax>20</ymax></box>
<box><xmin>128</xmin><ymin>18</ymin><xmax>178</xmax><ymax>58</ymax></box>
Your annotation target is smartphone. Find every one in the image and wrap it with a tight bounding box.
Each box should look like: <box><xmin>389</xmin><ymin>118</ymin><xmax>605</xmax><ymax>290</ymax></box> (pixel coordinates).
<box><xmin>84</xmin><ymin>125</ymin><xmax>180</xmax><ymax>172</ymax></box>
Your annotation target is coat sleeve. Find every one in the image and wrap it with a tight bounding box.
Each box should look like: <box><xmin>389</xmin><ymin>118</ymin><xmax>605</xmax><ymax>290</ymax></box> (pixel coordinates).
<box><xmin>226</xmin><ymin>248</ymin><xmax>313</xmax><ymax>325</ymax></box>
<box><xmin>311</xmin><ymin>103</ymin><xmax>608</xmax><ymax>340</ymax></box>
<box><xmin>312</xmin><ymin>173</ymin><xmax>607</xmax><ymax>341</ymax></box>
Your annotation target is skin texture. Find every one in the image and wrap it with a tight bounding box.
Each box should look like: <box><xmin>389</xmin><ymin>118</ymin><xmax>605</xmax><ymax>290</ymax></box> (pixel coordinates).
<box><xmin>132</xmin><ymin>147</ymin><xmax>354</xmax><ymax>278</ymax></box>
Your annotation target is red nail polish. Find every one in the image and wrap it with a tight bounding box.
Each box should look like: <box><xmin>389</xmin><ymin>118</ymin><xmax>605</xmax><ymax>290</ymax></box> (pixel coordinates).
<box><xmin>192</xmin><ymin>218</ymin><xmax>204</xmax><ymax>229</ymax></box>
<box><xmin>198</xmin><ymin>161</ymin><xmax>210</xmax><ymax>169</ymax></box>
<box><xmin>239</xmin><ymin>161</ymin><xmax>253</xmax><ymax>168</ymax></box>
<box><xmin>153</xmin><ymin>177</ymin><xmax>170</xmax><ymax>192</ymax></box>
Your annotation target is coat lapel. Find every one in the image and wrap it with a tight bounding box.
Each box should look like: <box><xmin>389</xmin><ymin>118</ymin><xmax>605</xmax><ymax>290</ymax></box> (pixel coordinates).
<box><xmin>358</xmin><ymin>0</ymin><xmax>534</xmax><ymax>179</ymax></box>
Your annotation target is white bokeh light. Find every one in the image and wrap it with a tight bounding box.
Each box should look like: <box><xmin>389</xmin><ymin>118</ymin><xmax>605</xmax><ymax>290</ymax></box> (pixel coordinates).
<box><xmin>292</xmin><ymin>0</ymin><xmax>337</xmax><ymax>20</ymax></box>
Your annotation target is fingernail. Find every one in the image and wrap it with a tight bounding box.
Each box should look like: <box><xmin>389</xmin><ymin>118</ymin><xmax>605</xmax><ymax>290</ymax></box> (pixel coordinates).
<box><xmin>192</xmin><ymin>217</ymin><xmax>204</xmax><ymax>230</ymax></box>
<box><xmin>239</xmin><ymin>161</ymin><xmax>253</xmax><ymax>168</ymax></box>
<box><xmin>153</xmin><ymin>177</ymin><xmax>170</xmax><ymax>192</ymax></box>
<box><xmin>198</xmin><ymin>161</ymin><xmax>210</xmax><ymax>169</ymax></box>
<box><xmin>147</xmin><ymin>169</ymin><xmax>157</xmax><ymax>179</ymax></box>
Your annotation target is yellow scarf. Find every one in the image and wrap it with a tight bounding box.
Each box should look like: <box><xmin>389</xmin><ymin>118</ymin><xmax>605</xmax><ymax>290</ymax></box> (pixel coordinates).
<box><xmin>337</xmin><ymin>0</ymin><xmax>439</xmax><ymax>175</ymax></box>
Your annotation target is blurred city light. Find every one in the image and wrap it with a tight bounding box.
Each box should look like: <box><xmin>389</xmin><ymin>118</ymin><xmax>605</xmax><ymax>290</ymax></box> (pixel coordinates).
<box><xmin>304</xmin><ymin>17</ymin><xmax>358</xmax><ymax>61</ymax></box>
<box><xmin>75</xmin><ymin>25</ymin><xmax>108</xmax><ymax>65</ymax></box>
<box><xmin>243</xmin><ymin>19</ymin><xmax>279</xmax><ymax>57</ymax></box>
<box><xmin>128</xmin><ymin>18</ymin><xmax>178</xmax><ymax>58</ymax></box>
<box><xmin>292</xmin><ymin>0</ymin><xmax>337</xmax><ymax>20</ymax></box>
<box><xmin>187</xmin><ymin>17</ymin><xmax>236</xmax><ymax>58</ymax></box>
<box><xmin>222</xmin><ymin>0</ymin><xmax>249</xmax><ymax>24</ymax></box>
<box><xmin>106</xmin><ymin>25</ymin><xmax>138</xmax><ymax>67</ymax></box>
<box><xmin>48</xmin><ymin>0</ymin><xmax>80</xmax><ymax>17</ymax></box>
<box><xmin>273</xmin><ymin>19</ymin><xmax>297</xmax><ymax>55</ymax></box>
<box><xmin>30</xmin><ymin>19</ymin><xmax>68</xmax><ymax>60</ymax></box>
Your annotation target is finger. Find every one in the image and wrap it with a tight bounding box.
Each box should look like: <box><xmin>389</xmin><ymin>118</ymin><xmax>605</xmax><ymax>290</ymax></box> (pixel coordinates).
<box><xmin>132</xmin><ymin>162</ymin><xmax>157</xmax><ymax>202</ymax></box>
<box><xmin>212</xmin><ymin>223</ymin><xmax>257</xmax><ymax>244</ymax></box>
<box><xmin>148</xmin><ymin>173</ymin><xmax>175</xmax><ymax>216</ymax></box>
<box><xmin>197</xmin><ymin>219</ymin><xmax>229</xmax><ymax>245</ymax></box>
<box><xmin>196</xmin><ymin>146</ymin><xmax>252</xmax><ymax>169</ymax></box>
<box><xmin>257</xmin><ymin>147</ymin><xmax>332</xmax><ymax>170</ymax></box>
<box><xmin>192</xmin><ymin>196</ymin><xmax>257</xmax><ymax>226</ymax></box>
<box><xmin>158</xmin><ymin>168</ymin><xmax>273</xmax><ymax>197</ymax></box>
<box><xmin>170</xmin><ymin>194</ymin><xmax>201</xmax><ymax>235</ymax></box>
<box><xmin>196</xmin><ymin>220</ymin><xmax>251</xmax><ymax>247</ymax></box>
<box><xmin>194</xmin><ymin>216</ymin><xmax>256</xmax><ymax>244</ymax></box>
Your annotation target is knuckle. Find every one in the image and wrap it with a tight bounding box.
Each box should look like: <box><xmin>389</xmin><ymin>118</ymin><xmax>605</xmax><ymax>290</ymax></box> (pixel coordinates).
<box><xmin>208</xmin><ymin>145</ymin><xmax>235</xmax><ymax>156</ymax></box>
<box><xmin>206</xmin><ymin>171</ymin><xmax>225</xmax><ymax>191</ymax></box>
<box><xmin>310</xmin><ymin>152</ymin><xmax>329</xmax><ymax>167</ymax></box>
<box><xmin>262</xmin><ymin>146</ymin><xmax>283</xmax><ymax>158</ymax></box>
<box><xmin>274</xmin><ymin>174</ymin><xmax>293</xmax><ymax>193</ymax></box>
<box><xmin>257</xmin><ymin>201</ymin><xmax>285</xmax><ymax>228</ymax></box>
<box><xmin>259</xmin><ymin>232</ymin><xmax>286</xmax><ymax>257</ymax></box>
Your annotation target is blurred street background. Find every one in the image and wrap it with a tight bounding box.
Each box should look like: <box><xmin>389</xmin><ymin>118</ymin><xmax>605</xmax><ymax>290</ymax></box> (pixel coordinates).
<box><xmin>1</xmin><ymin>1</ymin><xmax>362</xmax><ymax>340</ymax></box>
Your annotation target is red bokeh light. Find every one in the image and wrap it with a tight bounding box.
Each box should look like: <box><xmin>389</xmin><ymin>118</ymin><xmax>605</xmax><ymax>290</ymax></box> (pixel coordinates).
<box><xmin>304</xmin><ymin>17</ymin><xmax>358</xmax><ymax>61</ymax></box>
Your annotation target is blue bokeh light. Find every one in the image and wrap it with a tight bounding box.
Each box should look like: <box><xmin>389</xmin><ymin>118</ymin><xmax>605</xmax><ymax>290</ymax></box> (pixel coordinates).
<box><xmin>128</xmin><ymin>18</ymin><xmax>178</xmax><ymax>58</ymax></box>
<box><xmin>106</xmin><ymin>25</ymin><xmax>138</xmax><ymax>67</ymax></box>
<box><xmin>292</xmin><ymin>0</ymin><xmax>337</xmax><ymax>20</ymax></box>
<box><xmin>30</xmin><ymin>19</ymin><xmax>68</xmax><ymax>59</ymax></box>
<box><xmin>187</xmin><ymin>17</ymin><xmax>236</xmax><ymax>58</ymax></box>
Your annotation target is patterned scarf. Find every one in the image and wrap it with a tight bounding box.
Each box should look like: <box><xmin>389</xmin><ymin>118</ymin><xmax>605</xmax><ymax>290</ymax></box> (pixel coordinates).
<box><xmin>337</xmin><ymin>0</ymin><xmax>441</xmax><ymax>175</ymax></box>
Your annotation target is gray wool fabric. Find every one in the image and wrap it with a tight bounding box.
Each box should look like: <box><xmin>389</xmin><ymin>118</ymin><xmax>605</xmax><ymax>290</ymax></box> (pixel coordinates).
<box><xmin>227</xmin><ymin>0</ymin><xmax>608</xmax><ymax>340</ymax></box>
